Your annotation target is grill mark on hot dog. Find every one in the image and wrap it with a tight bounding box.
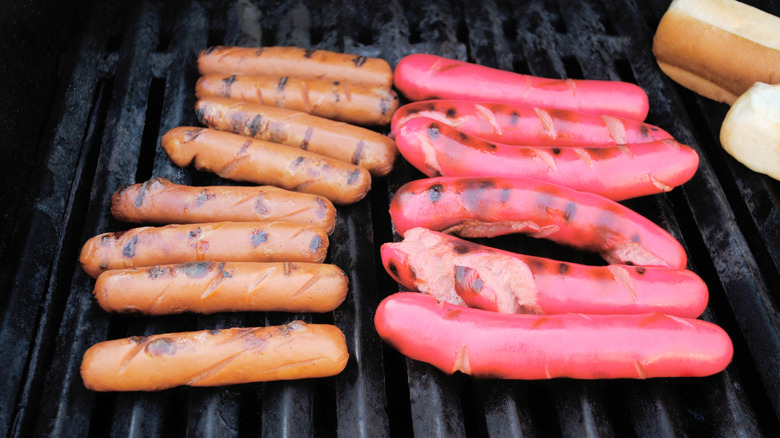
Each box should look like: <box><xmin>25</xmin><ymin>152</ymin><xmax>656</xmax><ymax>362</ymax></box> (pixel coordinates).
<box><xmin>277</xmin><ymin>76</ymin><xmax>288</xmax><ymax>91</ymax></box>
<box><xmin>181</xmin><ymin>261</ymin><xmax>216</xmax><ymax>279</ymax></box>
<box><xmin>184</xmin><ymin>128</ymin><xmax>205</xmax><ymax>143</ymax></box>
<box><xmin>255</xmin><ymin>194</ymin><xmax>269</xmax><ymax>215</ymax></box>
<box><xmin>251</xmin><ymin>229</ymin><xmax>269</xmax><ymax>247</ymax></box>
<box><xmin>300</xmin><ymin>127</ymin><xmax>313</xmax><ymax>150</ymax></box>
<box><xmin>194</xmin><ymin>189</ymin><xmax>216</xmax><ymax>208</ymax></box>
<box><xmin>291</xmin><ymin>156</ymin><xmax>305</xmax><ymax>168</ymax></box>
<box><xmin>222</xmin><ymin>75</ymin><xmax>236</xmax><ymax>96</ymax></box>
<box><xmin>428</xmin><ymin>184</ymin><xmax>443</xmax><ymax>202</ymax></box>
<box><xmin>310</xmin><ymin>235</ymin><xmax>324</xmax><ymax>253</ymax></box>
<box><xmin>303</xmin><ymin>49</ymin><xmax>315</xmax><ymax>58</ymax></box>
<box><xmin>135</xmin><ymin>181</ymin><xmax>151</xmax><ymax>207</ymax></box>
<box><xmin>200</xmin><ymin>264</ymin><xmax>229</xmax><ymax>299</ymax></box>
<box><xmin>352</xmin><ymin>56</ymin><xmax>367</xmax><ymax>67</ymax></box>
<box><xmin>204</xmin><ymin>46</ymin><xmax>218</xmax><ymax>55</ymax></box>
<box><xmin>147</xmin><ymin>265</ymin><xmax>174</xmax><ymax>279</ymax></box>
<box><xmin>248</xmin><ymin>115</ymin><xmax>262</xmax><ymax>137</ymax></box>
<box><xmin>352</xmin><ymin>141</ymin><xmax>365</xmax><ymax>165</ymax></box>
<box><xmin>123</xmin><ymin>235</ymin><xmax>139</xmax><ymax>258</ymax></box>
<box><xmin>347</xmin><ymin>169</ymin><xmax>361</xmax><ymax>185</ymax></box>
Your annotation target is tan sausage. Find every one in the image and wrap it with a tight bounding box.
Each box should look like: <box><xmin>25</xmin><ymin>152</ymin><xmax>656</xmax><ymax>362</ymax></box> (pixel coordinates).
<box><xmin>93</xmin><ymin>262</ymin><xmax>348</xmax><ymax>314</ymax></box>
<box><xmin>195</xmin><ymin>96</ymin><xmax>397</xmax><ymax>177</ymax></box>
<box><xmin>111</xmin><ymin>177</ymin><xmax>337</xmax><ymax>234</ymax></box>
<box><xmin>161</xmin><ymin>127</ymin><xmax>371</xmax><ymax>205</ymax></box>
<box><xmin>79</xmin><ymin>221</ymin><xmax>329</xmax><ymax>278</ymax></box>
<box><xmin>195</xmin><ymin>74</ymin><xmax>399</xmax><ymax>126</ymax></box>
<box><xmin>197</xmin><ymin>45</ymin><xmax>393</xmax><ymax>89</ymax></box>
<box><xmin>81</xmin><ymin>322</ymin><xmax>349</xmax><ymax>391</ymax></box>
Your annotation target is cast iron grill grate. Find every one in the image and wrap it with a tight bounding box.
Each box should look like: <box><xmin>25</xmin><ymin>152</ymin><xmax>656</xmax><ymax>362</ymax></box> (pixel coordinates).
<box><xmin>1</xmin><ymin>0</ymin><xmax>779</xmax><ymax>436</ymax></box>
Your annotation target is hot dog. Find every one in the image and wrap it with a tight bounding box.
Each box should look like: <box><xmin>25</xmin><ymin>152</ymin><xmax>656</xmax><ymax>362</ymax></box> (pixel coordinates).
<box><xmin>389</xmin><ymin>177</ymin><xmax>686</xmax><ymax>268</ymax></box>
<box><xmin>391</xmin><ymin>100</ymin><xmax>673</xmax><ymax>146</ymax></box>
<box><xmin>196</xmin><ymin>74</ymin><xmax>399</xmax><ymax>126</ymax></box>
<box><xmin>161</xmin><ymin>127</ymin><xmax>371</xmax><ymax>206</ymax></box>
<box><xmin>112</xmin><ymin>177</ymin><xmax>337</xmax><ymax>234</ymax></box>
<box><xmin>81</xmin><ymin>322</ymin><xmax>349</xmax><ymax>391</ymax></box>
<box><xmin>374</xmin><ymin>292</ymin><xmax>733</xmax><ymax>379</ymax></box>
<box><xmin>94</xmin><ymin>262</ymin><xmax>348</xmax><ymax>314</ymax></box>
<box><xmin>395</xmin><ymin>117</ymin><xmax>699</xmax><ymax>201</ymax></box>
<box><xmin>79</xmin><ymin>221</ymin><xmax>329</xmax><ymax>278</ymax></box>
<box><xmin>381</xmin><ymin>228</ymin><xmax>707</xmax><ymax>318</ymax></box>
<box><xmin>393</xmin><ymin>53</ymin><xmax>650</xmax><ymax>121</ymax></box>
<box><xmin>197</xmin><ymin>46</ymin><xmax>394</xmax><ymax>89</ymax></box>
<box><xmin>194</xmin><ymin>97</ymin><xmax>397</xmax><ymax>177</ymax></box>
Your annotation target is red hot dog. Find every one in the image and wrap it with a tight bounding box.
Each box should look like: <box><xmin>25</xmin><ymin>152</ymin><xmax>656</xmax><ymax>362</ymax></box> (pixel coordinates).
<box><xmin>375</xmin><ymin>292</ymin><xmax>733</xmax><ymax>379</ymax></box>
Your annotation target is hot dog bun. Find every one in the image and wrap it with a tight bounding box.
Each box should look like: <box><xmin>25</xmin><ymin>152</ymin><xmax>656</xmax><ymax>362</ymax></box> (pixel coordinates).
<box><xmin>720</xmin><ymin>82</ymin><xmax>780</xmax><ymax>179</ymax></box>
<box><xmin>81</xmin><ymin>322</ymin><xmax>349</xmax><ymax>391</ymax></box>
<box><xmin>652</xmin><ymin>0</ymin><xmax>780</xmax><ymax>104</ymax></box>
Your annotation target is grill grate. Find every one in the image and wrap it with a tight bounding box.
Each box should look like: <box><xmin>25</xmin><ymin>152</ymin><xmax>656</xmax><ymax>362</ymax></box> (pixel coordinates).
<box><xmin>1</xmin><ymin>0</ymin><xmax>779</xmax><ymax>436</ymax></box>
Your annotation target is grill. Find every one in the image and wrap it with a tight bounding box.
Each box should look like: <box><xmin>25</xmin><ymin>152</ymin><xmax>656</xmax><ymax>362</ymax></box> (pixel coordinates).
<box><xmin>2</xmin><ymin>0</ymin><xmax>780</xmax><ymax>436</ymax></box>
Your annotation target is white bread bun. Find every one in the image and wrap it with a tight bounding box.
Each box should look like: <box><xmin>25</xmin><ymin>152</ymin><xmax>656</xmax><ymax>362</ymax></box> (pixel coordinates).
<box><xmin>720</xmin><ymin>82</ymin><xmax>780</xmax><ymax>179</ymax></box>
<box><xmin>653</xmin><ymin>0</ymin><xmax>780</xmax><ymax>105</ymax></box>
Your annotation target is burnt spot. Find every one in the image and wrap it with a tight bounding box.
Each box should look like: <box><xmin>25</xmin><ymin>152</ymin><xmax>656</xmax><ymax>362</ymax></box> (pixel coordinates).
<box><xmin>208</xmin><ymin>329</ymin><xmax>221</xmax><ymax>335</ymax></box>
<box><xmin>632</xmin><ymin>233</ymin><xmax>641</xmax><ymax>243</ymax></box>
<box><xmin>446</xmin><ymin>108</ymin><xmax>457</xmax><ymax>118</ymax></box>
<box><xmin>459</xmin><ymin>132</ymin><xmax>469</xmax><ymax>142</ymax></box>
<box><xmin>500</xmin><ymin>187</ymin><xmax>512</xmax><ymax>203</ymax></box>
<box><xmin>427</xmin><ymin>124</ymin><xmax>440</xmax><ymax>140</ymax></box>
<box><xmin>145</xmin><ymin>338</ymin><xmax>178</xmax><ymax>356</ymax></box>
<box><xmin>585</xmin><ymin>147</ymin><xmax>619</xmax><ymax>159</ymax></box>
<box><xmin>222</xmin><ymin>75</ymin><xmax>236</xmax><ymax>95</ymax></box>
<box><xmin>135</xmin><ymin>180</ymin><xmax>153</xmax><ymax>207</ymax></box>
<box><xmin>277</xmin><ymin>76</ymin><xmax>288</xmax><ymax>92</ymax></box>
<box><xmin>379</xmin><ymin>95</ymin><xmax>393</xmax><ymax>115</ymax></box>
<box><xmin>352</xmin><ymin>55</ymin><xmax>367</xmax><ymax>67</ymax></box>
<box><xmin>194</xmin><ymin>107</ymin><xmax>206</xmax><ymax>124</ymax></box>
<box><xmin>452</xmin><ymin>244</ymin><xmax>473</xmax><ymax>255</ymax></box>
<box><xmin>239</xmin><ymin>140</ymin><xmax>252</xmax><ymax>155</ymax></box>
<box><xmin>510</xmin><ymin>111</ymin><xmax>520</xmax><ymax>126</ymax></box>
<box><xmin>204</xmin><ymin>46</ymin><xmax>218</xmax><ymax>55</ymax></box>
<box><xmin>251</xmin><ymin>229</ymin><xmax>269</xmax><ymax>247</ymax></box>
<box><xmin>316</xmin><ymin>197</ymin><xmax>328</xmax><ymax>219</ymax></box>
<box><xmin>333</xmin><ymin>81</ymin><xmax>340</xmax><ymax>86</ymax></box>
<box><xmin>303</xmin><ymin>48</ymin><xmax>316</xmax><ymax>58</ymax></box>
<box><xmin>184</xmin><ymin>127</ymin><xmax>205</xmax><ymax>142</ymax></box>
<box><xmin>640</xmin><ymin>124</ymin><xmax>649</xmax><ymax>136</ymax></box>
<box><xmin>230</xmin><ymin>112</ymin><xmax>249</xmax><ymax>133</ymax></box>
<box><xmin>636</xmin><ymin>266</ymin><xmax>646</xmax><ymax>275</ymax></box>
<box><xmin>347</xmin><ymin>169</ymin><xmax>361</xmax><ymax>185</ymax></box>
<box><xmin>181</xmin><ymin>262</ymin><xmax>216</xmax><ymax>278</ymax></box>
<box><xmin>425</xmin><ymin>102</ymin><xmax>437</xmax><ymax>111</ymax></box>
<box><xmin>551</xmin><ymin>148</ymin><xmax>561</xmax><ymax>155</ymax></box>
<box><xmin>310</xmin><ymin>235</ymin><xmax>324</xmax><ymax>253</ymax></box>
<box><xmin>292</xmin><ymin>156</ymin><xmax>306</xmax><ymax>168</ymax></box>
<box><xmin>129</xmin><ymin>335</ymin><xmax>149</xmax><ymax>344</ymax></box>
<box><xmin>255</xmin><ymin>194</ymin><xmax>269</xmax><ymax>215</ymax></box>
<box><xmin>189</xmin><ymin>227</ymin><xmax>202</xmax><ymax>239</ymax></box>
<box><xmin>301</xmin><ymin>127</ymin><xmax>313</xmax><ymax>150</ymax></box>
<box><xmin>255</xmin><ymin>47</ymin><xmax>265</xmax><ymax>56</ymax></box>
<box><xmin>428</xmin><ymin>184</ymin><xmax>443</xmax><ymax>202</ymax></box>
<box><xmin>558</xmin><ymin>263</ymin><xmax>569</xmax><ymax>275</ymax></box>
<box><xmin>195</xmin><ymin>189</ymin><xmax>215</xmax><ymax>208</ymax></box>
<box><xmin>386</xmin><ymin>261</ymin><xmax>399</xmax><ymax>278</ymax></box>
<box><xmin>147</xmin><ymin>265</ymin><xmax>174</xmax><ymax>279</ymax></box>
<box><xmin>248</xmin><ymin>114</ymin><xmax>263</xmax><ymax>137</ymax></box>
<box><xmin>563</xmin><ymin>201</ymin><xmax>576</xmax><ymax>222</ymax></box>
<box><xmin>122</xmin><ymin>235</ymin><xmax>139</xmax><ymax>258</ymax></box>
<box><xmin>352</xmin><ymin>141</ymin><xmax>366</xmax><ymax>165</ymax></box>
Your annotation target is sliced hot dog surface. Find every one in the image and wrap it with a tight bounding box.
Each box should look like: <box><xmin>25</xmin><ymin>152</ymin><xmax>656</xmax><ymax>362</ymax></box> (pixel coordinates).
<box><xmin>196</xmin><ymin>74</ymin><xmax>399</xmax><ymax>126</ymax></box>
<box><xmin>112</xmin><ymin>177</ymin><xmax>337</xmax><ymax>233</ymax></box>
<box><xmin>390</xmin><ymin>177</ymin><xmax>687</xmax><ymax>268</ymax></box>
<box><xmin>81</xmin><ymin>322</ymin><xmax>349</xmax><ymax>391</ymax></box>
<box><xmin>395</xmin><ymin>117</ymin><xmax>699</xmax><ymax>201</ymax></box>
<box><xmin>391</xmin><ymin>100</ymin><xmax>672</xmax><ymax>146</ymax></box>
<box><xmin>94</xmin><ymin>262</ymin><xmax>348</xmax><ymax>314</ymax></box>
<box><xmin>393</xmin><ymin>53</ymin><xmax>650</xmax><ymax>121</ymax></box>
<box><xmin>79</xmin><ymin>221</ymin><xmax>329</xmax><ymax>278</ymax></box>
<box><xmin>161</xmin><ymin>126</ymin><xmax>371</xmax><ymax>205</ymax></box>
<box><xmin>195</xmin><ymin>97</ymin><xmax>397</xmax><ymax>177</ymax></box>
<box><xmin>381</xmin><ymin>228</ymin><xmax>708</xmax><ymax>318</ymax></box>
<box><xmin>374</xmin><ymin>292</ymin><xmax>733</xmax><ymax>379</ymax></box>
<box><xmin>197</xmin><ymin>45</ymin><xmax>394</xmax><ymax>89</ymax></box>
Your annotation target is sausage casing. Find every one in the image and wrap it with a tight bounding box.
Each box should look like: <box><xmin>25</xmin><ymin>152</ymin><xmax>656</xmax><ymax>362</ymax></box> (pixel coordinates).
<box><xmin>79</xmin><ymin>221</ymin><xmax>329</xmax><ymax>278</ymax></box>
<box><xmin>81</xmin><ymin>322</ymin><xmax>349</xmax><ymax>391</ymax></box>
<box><xmin>111</xmin><ymin>177</ymin><xmax>337</xmax><ymax>234</ymax></box>
<box><xmin>94</xmin><ymin>262</ymin><xmax>348</xmax><ymax>314</ymax></box>
<box><xmin>195</xmin><ymin>97</ymin><xmax>397</xmax><ymax>177</ymax></box>
<box><xmin>196</xmin><ymin>74</ymin><xmax>399</xmax><ymax>126</ymax></box>
<box><xmin>197</xmin><ymin>45</ymin><xmax>393</xmax><ymax>89</ymax></box>
<box><xmin>161</xmin><ymin>127</ymin><xmax>371</xmax><ymax>205</ymax></box>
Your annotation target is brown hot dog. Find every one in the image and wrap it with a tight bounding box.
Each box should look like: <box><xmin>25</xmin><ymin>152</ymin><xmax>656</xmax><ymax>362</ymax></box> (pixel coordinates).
<box><xmin>79</xmin><ymin>221</ymin><xmax>329</xmax><ymax>278</ymax></box>
<box><xmin>195</xmin><ymin>74</ymin><xmax>399</xmax><ymax>126</ymax></box>
<box><xmin>93</xmin><ymin>261</ymin><xmax>349</xmax><ymax>314</ymax></box>
<box><xmin>81</xmin><ymin>322</ymin><xmax>349</xmax><ymax>391</ymax></box>
<box><xmin>111</xmin><ymin>177</ymin><xmax>337</xmax><ymax>234</ymax></box>
<box><xmin>197</xmin><ymin>45</ymin><xmax>394</xmax><ymax>89</ymax></box>
<box><xmin>161</xmin><ymin>127</ymin><xmax>371</xmax><ymax>206</ymax></box>
<box><xmin>195</xmin><ymin>96</ymin><xmax>397</xmax><ymax>177</ymax></box>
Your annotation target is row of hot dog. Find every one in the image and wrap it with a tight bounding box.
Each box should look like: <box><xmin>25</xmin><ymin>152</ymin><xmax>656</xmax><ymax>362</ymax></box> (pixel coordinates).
<box><xmin>80</xmin><ymin>46</ymin><xmax>402</xmax><ymax>391</ymax></box>
<box><xmin>374</xmin><ymin>53</ymin><xmax>734</xmax><ymax>379</ymax></box>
